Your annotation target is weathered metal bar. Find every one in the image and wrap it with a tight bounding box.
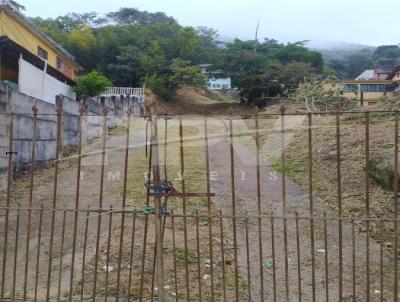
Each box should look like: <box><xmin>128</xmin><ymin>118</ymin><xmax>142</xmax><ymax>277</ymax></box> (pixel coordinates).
<box><xmin>219</xmin><ymin>211</ymin><xmax>227</xmax><ymax>302</ymax></box>
<box><xmin>105</xmin><ymin>206</ymin><xmax>113</xmax><ymax>301</ymax></box>
<box><xmin>153</xmin><ymin>116</ymin><xmax>165</xmax><ymax>302</ymax></box>
<box><xmin>380</xmin><ymin>220</ymin><xmax>384</xmax><ymax>302</ymax></box>
<box><xmin>179</xmin><ymin>117</ymin><xmax>190</xmax><ymax>301</ymax></box>
<box><xmin>394</xmin><ymin>111</ymin><xmax>399</xmax><ymax>301</ymax></box>
<box><xmin>127</xmin><ymin>213</ymin><xmax>137</xmax><ymax>302</ymax></box>
<box><xmin>12</xmin><ymin>205</ymin><xmax>20</xmax><ymax>300</ymax></box>
<box><xmin>365</xmin><ymin>111</ymin><xmax>371</xmax><ymax>302</ymax></box>
<box><xmin>204</xmin><ymin>116</ymin><xmax>215</xmax><ymax>302</ymax></box>
<box><xmin>57</xmin><ymin>208</ymin><xmax>67</xmax><ymax>302</ymax></box>
<box><xmin>195</xmin><ymin>211</ymin><xmax>203</xmax><ymax>301</ymax></box>
<box><xmin>46</xmin><ymin>108</ymin><xmax>62</xmax><ymax>301</ymax></box>
<box><xmin>171</xmin><ymin>212</ymin><xmax>179</xmax><ymax>302</ymax></box>
<box><xmin>255</xmin><ymin>113</ymin><xmax>265</xmax><ymax>301</ymax></box>
<box><xmin>308</xmin><ymin>113</ymin><xmax>316</xmax><ymax>302</ymax></box>
<box><xmin>22</xmin><ymin>106</ymin><xmax>38</xmax><ymax>301</ymax></box>
<box><xmin>69</xmin><ymin>107</ymin><xmax>85</xmax><ymax>302</ymax></box>
<box><xmin>352</xmin><ymin>215</ymin><xmax>356</xmax><ymax>301</ymax></box>
<box><xmin>335</xmin><ymin>105</ymin><xmax>343</xmax><ymax>301</ymax></box>
<box><xmin>1</xmin><ymin>113</ymin><xmax>13</xmax><ymax>299</ymax></box>
<box><xmin>323</xmin><ymin>212</ymin><xmax>329</xmax><ymax>301</ymax></box>
<box><xmin>280</xmin><ymin>106</ymin><xmax>290</xmax><ymax>301</ymax></box>
<box><xmin>80</xmin><ymin>210</ymin><xmax>90</xmax><ymax>301</ymax></box>
<box><xmin>149</xmin><ymin>192</ymin><xmax>215</xmax><ymax>198</ymax></box>
<box><xmin>116</xmin><ymin>109</ymin><xmax>133</xmax><ymax>301</ymax></box>
<box><xmin>139</xmin><ymin>127</ymin><xmax>152</xmax><ymax>302</ymax></box>
<box><xmin>92</xmin><ymin>107</ymin><xmax>108</xmax><ymax>301</ymax></box>
<box><xmin>245</xmin><ymin>213</ymin><xmax>252</xmax><ymax>302</ymax></box>
<box><xmin>295</xmin><ymin>212</ymin><xmax>302</xmax><ymax>302</ymax></box>
<box><xmin>34</xmin><ymin>205</ymin><xmax>44</xmax><ymax>302</ymax></box>
<box><xmin>271</xmin><ymin>211</ymin><xmax>277</xmax><ymax>302</ymax></box>
<box><xmin>228</xmin><ymin>117</ymin><xmax>239</xmax><ymax>301</ymax></box>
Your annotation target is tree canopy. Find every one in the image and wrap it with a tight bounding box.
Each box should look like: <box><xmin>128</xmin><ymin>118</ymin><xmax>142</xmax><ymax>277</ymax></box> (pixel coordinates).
<box><xmin>32</xmin><ymin>8</ymin><xmax>325</xmax><ymax>101</ymax></box>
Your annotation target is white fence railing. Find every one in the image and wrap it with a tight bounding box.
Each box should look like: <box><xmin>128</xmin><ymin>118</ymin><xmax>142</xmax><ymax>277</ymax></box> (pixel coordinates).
<box><xmin>103</xmin><ymin>87</ymin><xmax>145</xmax><ymax>96</ymax></box>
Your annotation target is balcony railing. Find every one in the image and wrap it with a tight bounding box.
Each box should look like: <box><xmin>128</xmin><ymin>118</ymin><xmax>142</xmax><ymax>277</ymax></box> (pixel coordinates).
<box><xmin>103</xmin><ymin>87</ymin><xmax>145</xmax><ymax>96</ymax></box>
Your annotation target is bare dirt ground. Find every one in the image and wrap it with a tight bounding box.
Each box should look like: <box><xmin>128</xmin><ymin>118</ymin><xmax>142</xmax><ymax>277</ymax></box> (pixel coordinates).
<box><xmin>208</xmin><ymin>116</ymin><xmax>395</xmax><ymax>301</ymax></box>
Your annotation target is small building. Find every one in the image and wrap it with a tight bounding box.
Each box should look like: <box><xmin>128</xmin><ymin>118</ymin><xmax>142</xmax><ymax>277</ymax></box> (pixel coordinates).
<box><xmin>198</xmin><ymin>63</ymin><xmax>232</xmax><ymax>90</ymax></box>
<box><xmin>208</xmin><ymin>78</ymin><xmax>232</xmax><ymax>90</ymax></box>
<box><xmin>0</xmin><ymin>1</ymin><xmax>81</xmax><ymax>103</ymax></box>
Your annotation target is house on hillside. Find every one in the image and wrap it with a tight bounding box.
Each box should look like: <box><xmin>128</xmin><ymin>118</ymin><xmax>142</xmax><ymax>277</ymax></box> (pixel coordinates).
<box><xmin>0</xmin><ymin>0</ymin><xmax>81</xmax><ymax>103</ymax></box>
<box><xmin>199</xmin><ymin>63</ymin><xmax>232</xmax><ymax>90</ymax></box>
<box><xmin>325</xmin><ymin>66</ymin><xmax>400</xmax><ymax>106</ymax></box>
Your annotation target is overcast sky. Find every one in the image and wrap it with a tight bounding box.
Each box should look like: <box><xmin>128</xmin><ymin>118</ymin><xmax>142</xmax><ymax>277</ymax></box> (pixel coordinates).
<box><xmin>17</xmin><ymin>0</ymin><xmax>400</xmax><ymax>47</ymax></box>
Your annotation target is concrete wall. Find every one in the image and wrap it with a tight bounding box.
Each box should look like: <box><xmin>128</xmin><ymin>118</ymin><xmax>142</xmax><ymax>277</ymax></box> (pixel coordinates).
<box><xmin>0</xmin><ymin>81</ymin><xmax>144</xmax><ymax>192</ymax></box>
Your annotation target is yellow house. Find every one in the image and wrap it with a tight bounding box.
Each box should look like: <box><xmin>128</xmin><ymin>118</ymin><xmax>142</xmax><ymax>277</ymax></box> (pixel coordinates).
<box><xmin>324</xmin><ymin>80</ymin><xmax>395</xmax><ymax>106</ymax></box>
<box><xmin>0</xmin><ymin>1</ymin><xmax>81</xmax><ymax>102</ymax></box>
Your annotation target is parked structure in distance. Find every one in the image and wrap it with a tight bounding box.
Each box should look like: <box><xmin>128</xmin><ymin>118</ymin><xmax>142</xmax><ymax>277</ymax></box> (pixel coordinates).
<box><xmin>325</xmin><ymin>66</ymin><xmax>400</xmax><ymax>106</ymax></box>
<box><xmin>0</xmin><ymin>0</ymin><xmax>81</xmax><ymax>103</ymax></box>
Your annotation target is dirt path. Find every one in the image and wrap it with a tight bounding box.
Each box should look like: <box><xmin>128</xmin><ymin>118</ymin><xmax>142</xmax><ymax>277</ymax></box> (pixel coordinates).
<box><xmin>208</xmin><ymin>120</ymin><xmax>393</xmax><ymax>301</ymax></box>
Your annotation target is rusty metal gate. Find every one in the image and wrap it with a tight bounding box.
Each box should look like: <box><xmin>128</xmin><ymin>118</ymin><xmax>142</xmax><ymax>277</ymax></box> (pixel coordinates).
<box><xmin>0</xmin><ymin>106</ymin><xmax>399</xmax><ymax>301</ymax></box>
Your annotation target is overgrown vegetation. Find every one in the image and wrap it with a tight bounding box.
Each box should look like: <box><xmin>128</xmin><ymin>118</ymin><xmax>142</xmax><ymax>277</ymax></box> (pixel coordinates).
<box><xmin>32</xmin><ymin>8</ymin><xmax>325</xmax><ymax>101</ymax></box>
<box><xmin>287</xmin><ymin>79</ymin><xmax>358</xmax><ymax>111</ymax></box>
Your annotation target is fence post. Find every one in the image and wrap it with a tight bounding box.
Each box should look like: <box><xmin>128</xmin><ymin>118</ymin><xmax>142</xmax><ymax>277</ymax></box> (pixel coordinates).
<box><xmin>150</xmin><ymin>115</ymin><xmax>165</xmax><ymax>302</ymax></box>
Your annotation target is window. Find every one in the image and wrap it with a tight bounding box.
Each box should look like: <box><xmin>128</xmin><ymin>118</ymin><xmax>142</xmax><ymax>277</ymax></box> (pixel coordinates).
<box><xmin>37</xmin><ymin>46</ymin><xmax>48</xmax><ymax>60</ymax></box>
<box><xmin>343</xmin><ymin>84</ymin><xmax>357</xmax><ymax>93</ymax></box>
<box><xmin>360</xmin><ymin>84</ymin><xmax>386</xmax><ymax>93</ymax></box>
<box><xmin>56</xmin><ymin>57</ymin><xmax>64</xmax><ymax>71</ymax></box>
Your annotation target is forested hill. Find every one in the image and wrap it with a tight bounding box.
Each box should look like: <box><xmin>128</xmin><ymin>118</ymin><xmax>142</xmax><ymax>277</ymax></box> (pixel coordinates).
<box><xmin>31</xmin><ymin>7</ymin><xmax>324</xmax><ymax>101</ymax></box>
<box><xmin>317</xmin><ymin>45</ymin><xmax>400</xmax><ymax>79</ymax></box>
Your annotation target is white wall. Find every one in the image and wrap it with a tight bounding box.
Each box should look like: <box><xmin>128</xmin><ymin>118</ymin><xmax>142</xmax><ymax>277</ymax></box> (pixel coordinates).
<box><xmin>18</xmin><ymin>57</ymin><xmax>76</xmax><ymax>104</ymax></box>
<box><xmin>208</xmin><ymin>78</ymin><xmax>232</xmax><ymax>90</ymax></box>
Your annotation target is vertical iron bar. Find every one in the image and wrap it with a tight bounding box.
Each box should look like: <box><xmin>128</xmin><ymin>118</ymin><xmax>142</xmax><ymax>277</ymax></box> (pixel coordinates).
<box><xmin>255</xmin><ymin>113</ymin><xmax>265</xmax><ymax>301</ymax></box>
<box><xmin>271</xmin><ymin>211</ymin><xmax>277</xmax><ymax>302</ymax></box>
<box><xmin>394</xmin><ymin>111</ymin><xmax>399</xmax><ymax>301</ymax></box>
<box><xmin>195</xmin><ymin>211</ymin><xmax>202</xmax><ymax>301</ymax></box>
<box><xmin>380</xmin><ymin>220</ymin><xmax>384</xmax><ymax>302</ymax></box>
<box><xmin>335</xmin><ymin>105</ymin><xmax>343</xmax><ymax>301</ymax></box>
<box><xmin>69</xmin><ymin>108</ymin><xmax>85</xmax><ymax>301</ymax></box>
<box><xmin>57</xmin><ymin>207</ymin><xmax>67</xmax><ymax>302</ymax></box>
<box><xmin>352</xmin><ymin>215</ymin><xmax>356</xmax><ymax>301</ymax></box>
<box><xmin>179</xmin><ymin>117</ymin><xmax>190</xmax><ymax>301</ymax></box>
<box><xmin>295</xmin><ymin>212</ymin><xmax>302</xmax><ymax>302</ymax></box>
<box><xmin>46</xmin><ymin>108</ymin><xmax>62</xmax><ymax>301</ymax></box>
<box><xmin>153</xmin><ymin>115</ymin><xmax>165</xmax><ymax>302</ymax></box>
<box><xmin>92</xmin><ymin>107</ymin><xmax>108</xmax><ymax>301</ymax></box>
<box><xmin>324</xmin><ymin>212</ymin><xmax>329</xmax><ymax>301</ymax></box>
<box><xmin>127</xmin><ymin>213</ymin><xmax>137</xmax><ymax>302</ymax></box>
<box><xmin>1</xmin><ymin>113</ymin><xmax>13</xmax><ymax>299</ymax></box>
<box><xmin>228</xmin><ymin>117</ymin><xmax>239</xmax><ymax>301</ymax></box>
<box><xmin>245</xmin><ymin>212</ymin><xmax>251</xmax><ymax>302</ymax></box>
<box><xmin>116</xmin><ymin>109</ymin><xmax>133</xmax><ymax>301</ymax></box>
<box><xmin>23</xmin><ymin>106</ymin><xmax>38</xmax><ymax>301</ymax></box>
<box><xmin>219</xmin><ymin>211</ymin><xmax>226</xmax><ymax>302</ymax></box>
<box><xmin>171</xmin><ymin>212</ymin><xmax>179</xmax><ymax>302</ymax></box>
<box><xmin>34</xmin><ymin>204</ymin><xmax>43</xmax><ymax>302</ymax></box>
<box><xmin>139</xmin><ymin>131</ymin><xmax>152</xmax><ymax>302</ymax></box>
<box><xmin>308</xmin><ymin>113</ymin><xmax>316</xmax><ymax>302</ymax></box>
<box><xmin>280</xmin><ymin>106</ymin><xmax>289</xmax><ymax>301</ymax></box>
<box><xmin>105</xmin><ymin>206</ymin><xmax>113</xmax><ymax>301</ymax></box>
<box><xmin>12</xmin><ymin>205</ymin><xmax>20</xmax><ymax>301</ymax></box>
<box><xmin>204</xmin><ymin>116</ymin><xmax>215</xmax><ymax>301</ymax></box>
<box><xmin>80</xmin><ymin>210</ymin><xmax>90</xmax><ymax>301</ymax></box>
<box><xmin>365</xmin><ymin>111</ymin><xmax>371</xmax><ymax>302</ymax></box>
